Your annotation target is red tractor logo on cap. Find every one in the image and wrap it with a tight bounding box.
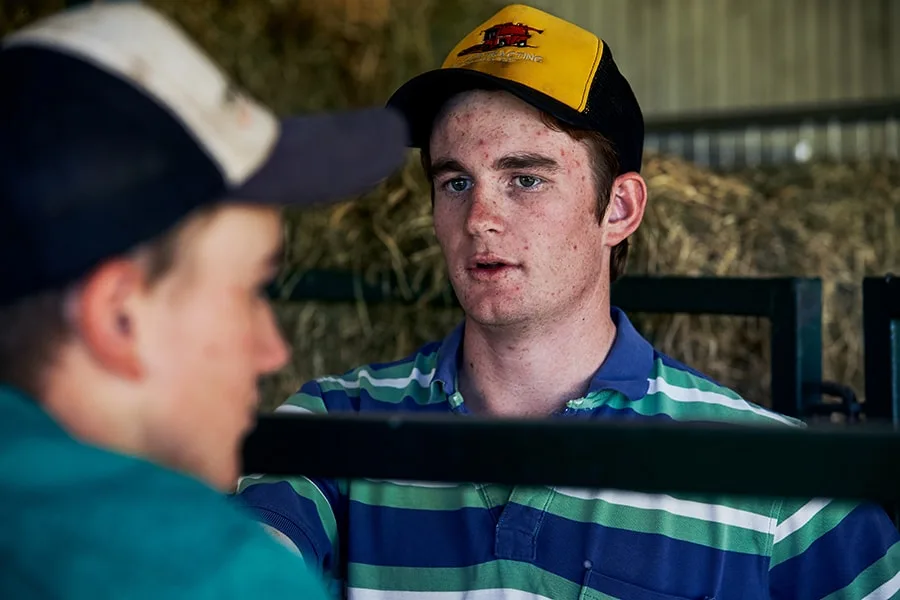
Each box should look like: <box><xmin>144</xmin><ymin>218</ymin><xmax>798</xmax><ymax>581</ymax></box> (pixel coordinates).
<box><xmin>457</xmin><ymin>22</ymin><xmax>544</xmax><ymax>56</ymax></box>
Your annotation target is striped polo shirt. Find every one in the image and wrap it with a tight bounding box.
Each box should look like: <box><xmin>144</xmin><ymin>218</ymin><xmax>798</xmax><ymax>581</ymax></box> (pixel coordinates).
<box><xmin>237</xmin><ymin>307</ymin><xmax>900</xmax><ymax>599</ymax></box>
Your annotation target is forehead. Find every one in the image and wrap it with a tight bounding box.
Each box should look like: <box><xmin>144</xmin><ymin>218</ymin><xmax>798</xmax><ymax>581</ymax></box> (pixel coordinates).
<box><xmin>175</xmin><ymin>204</ymin><xmax>281</xmax><ymax>278</ymax></box>
<box><xmin>429</xmin><ymin>89</ymin><xmax>584</xmax><ymax>160</ymax></box>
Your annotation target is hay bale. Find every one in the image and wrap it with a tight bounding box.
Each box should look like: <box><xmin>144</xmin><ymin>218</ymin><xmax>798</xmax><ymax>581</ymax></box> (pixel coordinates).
<box><xmin>0</xmin><ymin>0</ymin><xmax>64</xmax><ymax>34</ymax></box>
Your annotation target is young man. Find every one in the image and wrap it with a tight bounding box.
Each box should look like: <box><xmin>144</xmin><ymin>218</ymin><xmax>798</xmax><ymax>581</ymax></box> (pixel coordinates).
<box><xmin>238</xmin><ymin>4</ymin><xmax>900</xmax><ymax>598</ymax></box>
<box><xmin>0</xmin><ymin>3</ymin><xmax>407</xmax><ymax>598</ymax></box>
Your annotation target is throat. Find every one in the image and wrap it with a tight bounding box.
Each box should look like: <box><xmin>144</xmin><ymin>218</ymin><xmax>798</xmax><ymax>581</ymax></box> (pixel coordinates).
<box><xmin>457</xmin><ymin>319</ymin><xmax>616</xmax><ymax>417</ymax></box>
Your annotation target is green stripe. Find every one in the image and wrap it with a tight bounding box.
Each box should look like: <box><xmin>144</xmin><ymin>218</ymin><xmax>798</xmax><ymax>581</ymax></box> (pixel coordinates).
<box><xmin>577</xmin><ymin>387</ymin><xmax>793</xmax><ymax>426</ymax></box>
<box><xmin>654</xmin><ymin>360</ymin><xmax>744</xmax><ymax>400</ymax></box>
<box><xmin>641</xmin><ymin>390</ymin><xmax>796</xmax><ymax>425</ymax></box>
<box><xmin>315</xmin><ymin>363</ymin><xmax>442</xmax><ymax>405</ymax></box>
<box><xmin>358</xmin><ymin>351</ymin><xmax>439</xmax><ymax>380</ymax></box>
<box><xmin>315</xmin><ymin>351</ymin><xmax>440</xmax><ymax>400</ymax></box>
<box><xmin>770</xmin><ymin>500</ymin><xmax>860</xmax><ymax>567</ymax></box>
<box><xmin>351</xmin><ymin>480</ymin><xmax>507</xmax><ymax>511</ymax></box>
<box><xmin>238</xmin><ymin>475</ymin><xmax>338</xmax><ymax>550</ymax></box>
<box><xmin>654</xmin><ymin>361</ymin><xmax>803</xmax><ymax>426</ymax></box>
<box><xmin>539</xmin><ymin>490</ymin><xmax>773</xmax><ymax>555</ymax></box>
<box><xmin>348</xmin><ymin>561</ymin><xmax>583</xmax><ymax>597</ymax></box>
<box><xmin>822</xmin><ymin>540</ymin><xmax>900</xmax><ymax>600</ymax></box>
<box><xmin>280</xmin><ymin>391</ymin><xmax>327</xmax><ymax>414</ymax></box>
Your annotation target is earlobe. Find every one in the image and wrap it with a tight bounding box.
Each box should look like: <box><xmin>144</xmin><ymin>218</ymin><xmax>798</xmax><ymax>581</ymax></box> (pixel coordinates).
<box><xmin>73</xmin><ymin>261</ymin><xmax>146</xmax><ymax>380</ymax></box>
<box><xmin>603</xmin><ymin>173</ymin><xmax>647</xmax><ymax>246</ymax></box>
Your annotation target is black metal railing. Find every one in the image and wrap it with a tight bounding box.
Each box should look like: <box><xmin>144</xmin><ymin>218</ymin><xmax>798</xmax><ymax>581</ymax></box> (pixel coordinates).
<box><xmin>864</xmin><ymin>275</ymin><xmax>900</xmax><ymax>426</ymax></box>
<box><xmin>243</xmin><ymin>413</ymin><xmax>900</xmax><ymax>502</ymax></box>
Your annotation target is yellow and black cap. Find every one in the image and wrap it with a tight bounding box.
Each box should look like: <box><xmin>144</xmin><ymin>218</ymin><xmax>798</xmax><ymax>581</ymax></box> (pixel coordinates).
<box><xmin>387</xmin><ymin>3</ymin><xmax>644</xmax><ymax>174</ymax></box>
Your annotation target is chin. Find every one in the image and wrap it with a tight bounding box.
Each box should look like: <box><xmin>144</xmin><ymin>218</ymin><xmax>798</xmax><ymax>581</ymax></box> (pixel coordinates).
<box><xmin>466</xmin><ymin>305</ymin><xmax>527</xmax><ymax>328</ymax></box>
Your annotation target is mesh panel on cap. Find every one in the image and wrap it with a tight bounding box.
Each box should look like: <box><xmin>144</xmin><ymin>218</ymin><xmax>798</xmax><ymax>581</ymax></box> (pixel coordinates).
<box><xmin>581</xmin><ymin>45</ymin><xmax>644</xmax><ymax>174</ymax></box>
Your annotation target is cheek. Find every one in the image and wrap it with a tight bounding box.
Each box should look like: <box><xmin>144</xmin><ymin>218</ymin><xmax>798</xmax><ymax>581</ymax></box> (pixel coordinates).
<box><xmin>149</xmin><ymin>291</ymin><xmax>256</xmax><ymax>381</ymax></box>
<box><xmin>433</xmin><ymin>204</ymin><xmax>463</xmax><ymax>249</ymax></box>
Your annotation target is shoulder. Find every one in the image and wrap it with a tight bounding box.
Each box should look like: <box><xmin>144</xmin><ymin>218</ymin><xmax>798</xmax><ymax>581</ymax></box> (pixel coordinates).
<box><xmin>768</xmin><ymin>496</ymin><xmax>900</xmax><ymax>593</ymax></box>
<box><xmin>277</xmin><ymin>338</ymin><xmax>446</xmax><ymax>414</ymax></box>
<box><xmin>643</xmin><ymin>350</ymin><xmax>803</xmax><ymax>427</ymax></box>
<box><xmin>0</xmin><ymin>427</ymin><xmax>328</xmax><ymax>598</ymax></box>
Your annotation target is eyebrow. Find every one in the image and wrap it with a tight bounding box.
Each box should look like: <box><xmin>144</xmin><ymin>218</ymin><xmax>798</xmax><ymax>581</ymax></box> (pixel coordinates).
<box><xmin>494</xmin><ymin>153</ymin><xmax>561</xmax><ymax>172</ymax></box>
<box><xmin>428</xmin><ymin>153</ymin><xmax>561</xmax><ymax>179</ymax></box>
<box><xmin>429</xmin><ymin>158</ymin><xmax>468</xmax><ymax>179</ymax></box>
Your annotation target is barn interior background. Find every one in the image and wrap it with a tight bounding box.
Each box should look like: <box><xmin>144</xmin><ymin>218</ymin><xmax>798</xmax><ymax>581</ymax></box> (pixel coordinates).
<box><xmin>2</xmin><ymin>0</ymin><xmax>899</xmax><ymax>411</ymax></box>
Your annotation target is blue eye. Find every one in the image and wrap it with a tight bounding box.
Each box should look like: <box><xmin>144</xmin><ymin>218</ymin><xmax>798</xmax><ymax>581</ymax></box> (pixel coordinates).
<box><xmin>515</xmin><ymin>175</ymin><xmax>542</xmax><ymax>188</ymax></box>
<box><xmin>443</xmin><ymin>177</ymin><xmax>472</xmax><ymax>193</ymax></box>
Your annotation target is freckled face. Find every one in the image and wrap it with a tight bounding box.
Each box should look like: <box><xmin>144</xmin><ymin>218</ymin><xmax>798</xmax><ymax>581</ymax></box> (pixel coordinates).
<box><xmin>430</xmin><ymin>90</ymin><xmax>608</xmax><ymax>328</ymax></box>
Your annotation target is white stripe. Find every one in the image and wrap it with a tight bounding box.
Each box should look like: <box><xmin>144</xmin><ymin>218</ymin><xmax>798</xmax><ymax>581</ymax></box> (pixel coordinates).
<box><xmin>364</xmin><ymin>479</ymin><xmax>462</xmax><ymax>489</ymax></box>
<box><xmin>319</xmin><ymin>367</ymin><xmax>435</xmax><ymax>390</ymax></box>
<box><xmin>773</xmin><ymin>499</ymin><xmax>832</xmax><ymax>543</ymax></box>
<box><xmin>554</xmin><ymin>488</ymin><xmax>775</xmax><ymax>533</ymax></box>
<box><xmin>349</xmin><ymin>589</ymin><xmax>553</xmax><ymax>600</ymax></box>
<box><xmin>4</xmin><ymin>3</ymin><xmax>277</xmax><ymax>184</ymax></box>
<box><xmin>862</xmin><ymin>570</ymin><xmax>900</xmax><ymax>600</ymax></box>
<box><xmin>274</xmin><ymin>404</ymin><xmax>315</xmax><ymax>415</ymax></box>
<box><xmin>647</xmin><ymin>377</ymin><xmax>796</xmax><ymax>426</ymax></box>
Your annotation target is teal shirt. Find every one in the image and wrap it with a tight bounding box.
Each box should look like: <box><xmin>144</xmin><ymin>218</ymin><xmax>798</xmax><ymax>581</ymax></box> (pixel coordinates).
<box><xmin>0</xmin><ymin>385</ymin><xmax>330</xmax><ymax>599</ymax></box>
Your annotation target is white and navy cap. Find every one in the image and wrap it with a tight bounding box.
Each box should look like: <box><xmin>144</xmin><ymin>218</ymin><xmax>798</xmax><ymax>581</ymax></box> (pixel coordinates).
<box><xmin>0</xmin><ymin>2</ymin><xmax>409</xmax><ymax>305</ymax></box>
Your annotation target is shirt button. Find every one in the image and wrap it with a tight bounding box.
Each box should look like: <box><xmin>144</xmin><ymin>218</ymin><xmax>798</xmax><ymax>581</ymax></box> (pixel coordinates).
<box><xmin>583</xmin><ymin>560</ymin><xmax>593</xmax><ymax>570</ymax></box>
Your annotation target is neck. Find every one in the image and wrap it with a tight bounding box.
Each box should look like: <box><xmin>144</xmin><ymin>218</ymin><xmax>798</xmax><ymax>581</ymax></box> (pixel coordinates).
<box><xmin>458</xmin><ymin>289</ymin><xmax>617</xmax><ymax>418</ymax></box>
<box><xmin>41</xmin><ymin>348</ymin><xmax>148</xmax><ymax>459</ymax></box>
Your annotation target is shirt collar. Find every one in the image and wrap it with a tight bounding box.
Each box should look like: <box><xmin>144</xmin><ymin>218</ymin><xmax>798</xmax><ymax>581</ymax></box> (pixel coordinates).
<box><xmin>588</xmin><ymin>307</ymin><xmax>654</xmax><ymax>400</ymax></box>
<box><xmin>432</xmin><ymin>306</ymin><xmax>653</xmax><ymax>401</ymax></box>
<box><xmin>433</xmin><ymin>321</ymin><xmax>464</xmax><ymax>396</ymax></box>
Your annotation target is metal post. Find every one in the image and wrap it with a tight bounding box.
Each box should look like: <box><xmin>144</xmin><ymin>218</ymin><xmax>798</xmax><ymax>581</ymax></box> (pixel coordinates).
<box><xmin>863</xmin><ymin>276</ymin><xmax>899</xmax><ymax>425</ymax></box>
<box><xmin>861</xmin><ymin>276</ymin><xmax>900</xmax><ymax>529</ymax></box>
<box><xmin>769</xmin><ymin>278</ymin><xmax>823</xmax><ymax>418</ymax></box>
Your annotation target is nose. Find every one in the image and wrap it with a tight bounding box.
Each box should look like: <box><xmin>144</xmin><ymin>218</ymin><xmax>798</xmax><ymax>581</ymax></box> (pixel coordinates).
<box><xmin>257</xmin><ymin>305</ymin><xmax>290</xmax><ymax>374</ymax></box>
<box><xmin>464</xmin><ymin>187</ymin><xmax>505</xmax><ymax>237</ymax></box>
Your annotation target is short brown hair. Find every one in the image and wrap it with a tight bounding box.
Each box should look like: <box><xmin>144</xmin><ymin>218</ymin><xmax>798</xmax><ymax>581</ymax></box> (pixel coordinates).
<box><xmin>0</xmin><ymin>205</ymin><xmax>216</xmax><ymax>400</ymax></box>
<box><xmin>538</xmin><ymin>113</ymin><xmax>629</xmax><ymax>282</ymax></box>
<box><xmin>420</xmin><ymin>110</ymin><xmax>629</xmax><ymax>282</ymax></box>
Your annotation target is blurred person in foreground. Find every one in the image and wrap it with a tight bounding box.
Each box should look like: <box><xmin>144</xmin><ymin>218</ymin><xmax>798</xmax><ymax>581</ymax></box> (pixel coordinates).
<box><xmin>0</xmin><ymin>2</ymin><xmax>407</xmax><ymax>598</ymax></box>
<box><xmin>238</xmin><ymin>3</ymin><xmax>900</xmax><ymax>599</ymax></box>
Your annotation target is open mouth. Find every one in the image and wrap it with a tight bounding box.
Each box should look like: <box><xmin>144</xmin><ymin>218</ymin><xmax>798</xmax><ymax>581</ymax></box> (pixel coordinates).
<box><xmin>475</xmin><ymin>261</ymin><xmax>508</xmax><ymax>271</ymax></box>
<box><xmin>468</xmin><ymin>257</ymin><xmax>517</xmax><ymax>279</ymax></box>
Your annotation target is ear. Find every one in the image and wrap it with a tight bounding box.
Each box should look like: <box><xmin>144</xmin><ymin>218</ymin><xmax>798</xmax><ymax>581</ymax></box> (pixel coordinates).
<box><xmin>70</xmin><ymin>259</ymin><xmax>147</xmax><ymax>380</ymax></box>
<box><xmin>602</xmin><ymin>172</ymin><xmax>647</xmax><ymax>247</ymax></box>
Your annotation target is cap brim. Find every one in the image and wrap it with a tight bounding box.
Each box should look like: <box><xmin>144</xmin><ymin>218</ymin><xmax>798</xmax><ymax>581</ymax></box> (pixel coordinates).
<box><xmin>386</xmin><ymin>68</ymin><xmax>592</xmax><ymax>149</ymax></box>
<box><xmin>232</xmin><ymin>106</ymin><xmax>409</xmax><ymax>206</ymax></box>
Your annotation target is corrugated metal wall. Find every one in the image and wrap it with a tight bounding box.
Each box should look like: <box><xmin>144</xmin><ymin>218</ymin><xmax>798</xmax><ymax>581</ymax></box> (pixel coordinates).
<box><xmin>526</xmin><ymin>0</ymin><xmax>900</xmax><ymax>168</ymax></box>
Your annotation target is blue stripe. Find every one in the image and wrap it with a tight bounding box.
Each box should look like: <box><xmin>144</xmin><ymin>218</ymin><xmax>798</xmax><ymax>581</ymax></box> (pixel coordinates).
<box><xmin>321</xmin><ymin>388</ymin><xmax>452</xmax><ymax>414</ymax></box>
<box><xmin>769</xmin><ymin>502</ymin><xmax>900</xmax><ymax>599</ymax></box>
<box><xmin>345</xmin><ymin>502</ymin><xmax>768</xmax><ymax>595</ymax></box>
<box><xmin>347</xmin><ymin>503</ymin><xmax>497</xmax><ymax>567</ymax></box>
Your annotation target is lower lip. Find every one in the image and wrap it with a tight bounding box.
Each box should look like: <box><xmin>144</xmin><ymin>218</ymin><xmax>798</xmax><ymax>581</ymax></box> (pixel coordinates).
<box><xmin>468</xmin><ymin>265</ymin><xmax>518</xmax><ymax>281</ymax></box>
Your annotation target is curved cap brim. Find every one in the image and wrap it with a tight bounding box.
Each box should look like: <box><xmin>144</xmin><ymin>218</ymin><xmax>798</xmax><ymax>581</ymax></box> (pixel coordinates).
<box><xmin>233</xmin><ymin>106</ymin><xmax>410</xmax><ymax>206</ymax></box>
<box><xmin>386</xmin><ymin>68</ymin><xmax>592</xmax><ymax>150</ymax></box>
